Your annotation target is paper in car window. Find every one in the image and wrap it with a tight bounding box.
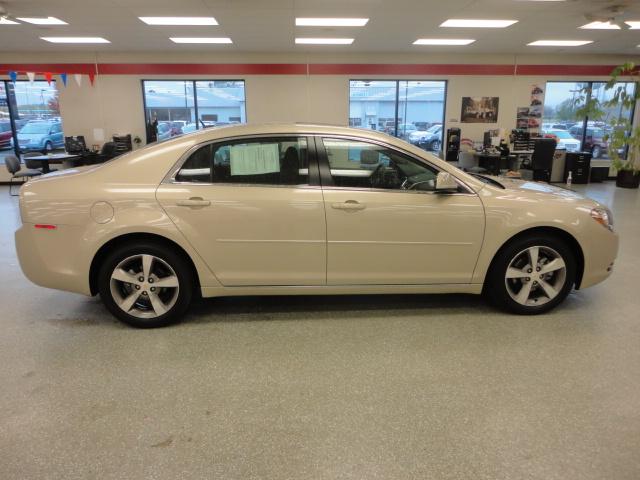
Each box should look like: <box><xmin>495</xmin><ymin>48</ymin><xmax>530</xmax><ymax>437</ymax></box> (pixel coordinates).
<box><xmin>230</xmin><ymin>143</ymin><xmax>280</xmax><ymax>175</ymax></box>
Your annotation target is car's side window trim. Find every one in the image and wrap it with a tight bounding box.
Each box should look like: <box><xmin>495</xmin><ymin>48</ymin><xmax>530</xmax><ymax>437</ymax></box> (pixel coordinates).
<box><xmin>163</xmin><ymin>133</ymin><xmax>321</xmax><ymax>188</ymax></box>
<box><xmin>314</xmin><ymin>135</ymin><xmax>475</xmax><ymax>195</ymax></box>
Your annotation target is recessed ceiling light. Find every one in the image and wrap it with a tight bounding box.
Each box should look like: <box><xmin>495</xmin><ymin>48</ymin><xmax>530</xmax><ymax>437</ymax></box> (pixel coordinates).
<box><xmin>170</xmin><ymin>37</ymin><xmax>232</xmax><ymax>44</ymax></box>
<box><xmin>17</xmin><ymin>16</ymin><xmax>67</xmax><ymax>25</ymax></box>
<box><xmin>139</xmin><ymin>17</ymin><xmax>218</xmax><ymax>26</ymax></box>
<box><xmin>295</xmin><ymin>18</ymin><xmax>369</xmax><ymax>27</ymax></box>
<box><xmin>413</xmin><ymin>38</ymin><xmax>475</xmax><ymax>45</ymax></box>
<box><xmin>295</xmin><ymin>38</ymin><xmax>354</xmax><ymax>44</ymax></box>
<box><xmin>528</xmin><ymin>40</ymin><xmax>593</xmax><ymax>46</ymax></box>
<box><xmin>440</xmin><ymin>19</ymin><xmax>518</xmax><ymax>28</ymax></box>
<box><xmin>580</xmin><ymin>21</ymin><xmax>620</xmax><ymax>29</ymax></box>
<box><xmin>41</xmin><ymin>37</ymin><xmax>110</xmax><ymax>43</ymax></box>
<box><xmin>626</xmin><ymin>21</ymin><xmax>640</xmax><ymax>29</ymax></box>
<box><xmin>0</xmin><ymin>17</ymin><xmax>19</xmax><ymax>24</ymax></box>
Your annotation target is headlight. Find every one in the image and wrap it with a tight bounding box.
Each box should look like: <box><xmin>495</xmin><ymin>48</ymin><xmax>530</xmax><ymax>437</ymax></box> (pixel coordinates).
<box><xmin>591</xmin><ymin>207</ymin><xmax>614</xmax><ymax>231</ymax></box>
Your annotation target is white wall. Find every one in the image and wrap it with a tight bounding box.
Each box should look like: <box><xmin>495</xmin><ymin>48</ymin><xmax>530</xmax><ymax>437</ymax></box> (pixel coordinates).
<box><xmin>1</xmin><ymin>51</ymin><xmax>638</xmax><ymax>182</ymax></box>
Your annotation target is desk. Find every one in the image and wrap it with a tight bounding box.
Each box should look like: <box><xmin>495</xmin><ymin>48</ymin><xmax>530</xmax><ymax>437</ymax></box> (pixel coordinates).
<box><xmin>25</xmin><ymin>153</ymin><xmax>82</xmax><ymax>173</ymax></box>
<box><xmin>475</xmin><ymin>152</ymin><xmax>502</xmax><ymax>175</ymax></box>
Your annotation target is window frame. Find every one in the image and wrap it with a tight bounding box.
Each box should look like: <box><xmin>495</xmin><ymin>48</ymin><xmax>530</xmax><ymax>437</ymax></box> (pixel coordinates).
<box><xmin>315</xmin><ymin>134</ymin><xmax>474</xmax><ymax>195</ymax></box>
<box><xmin>164</xmin><ymin>134</ymin><xmax>321</xmax><ymax>188</ymax></box>
<box><xmin>140</xmin><ymin>79</ymin><xmax>247</xmax><ymax>135</ymax></box>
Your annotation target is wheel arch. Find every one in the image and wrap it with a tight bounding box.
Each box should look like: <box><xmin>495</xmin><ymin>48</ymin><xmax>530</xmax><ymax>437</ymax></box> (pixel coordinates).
<box><xmin>484</xmin><ymin>226</ymin><xmax>585</xmax><ymax>290</ymax></box>
<box><xmin>89</xmin><ymin>232</ymin><xmax>201</xmax><ymax>296</ymax></box>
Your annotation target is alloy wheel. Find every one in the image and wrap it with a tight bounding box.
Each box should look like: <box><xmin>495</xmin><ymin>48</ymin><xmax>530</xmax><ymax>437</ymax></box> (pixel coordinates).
<box><xmin>109</xmin><ymin>254</ymin><xmax>180</xmax><ymax>318</ymax></box>
<box><xmin>504</xmin><ymin>246</ymin><xmax>567</xmax><ymax>306</ymax></box>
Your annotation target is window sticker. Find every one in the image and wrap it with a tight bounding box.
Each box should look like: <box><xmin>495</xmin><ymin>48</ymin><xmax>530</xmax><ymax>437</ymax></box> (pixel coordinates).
<box><xmin>230</xmin><ymin>143</ymin><xmax>280</xmax><ymax>175</ymax></box>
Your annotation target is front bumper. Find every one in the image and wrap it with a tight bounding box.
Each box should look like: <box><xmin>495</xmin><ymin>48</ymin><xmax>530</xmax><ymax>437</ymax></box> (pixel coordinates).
<box><xmin>579</xmin><ymin>224</ymin><xmax>619</xmax><ymax>289</ymax></box>
<box><xmin>15</xmin><ymin>223</ymin><xmax>92</xmax><ymax>296</ymax></box>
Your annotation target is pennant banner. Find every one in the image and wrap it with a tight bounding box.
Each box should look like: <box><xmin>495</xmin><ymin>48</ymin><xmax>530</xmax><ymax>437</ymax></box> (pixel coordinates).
<box><xmin>26</xmin><ymin>72</ymin><xmax>35</xmax><ymax>83</ymax></box>
<box><xmin>88</xmin><ymin>72</ymin><xmax>95</xmax><ymax>86</ymax></box>
<box><xmin>60</xmin><ymin>73</ymin><xmax>67</xmax><ymax>87</ymax></box>
<box><xmin>74</xmin><ymin>73</ymin><xmax>82</xmax><ymax>87</ymax></box>
<box><xmin>44</xmin><ymin>72</ymin><xmax>53</xmax><ymax>85</ymax></box>
<box><xmin>8</xmin><ymin>71</ymin><xmax>17</xmax><ymax>83</ymax></box>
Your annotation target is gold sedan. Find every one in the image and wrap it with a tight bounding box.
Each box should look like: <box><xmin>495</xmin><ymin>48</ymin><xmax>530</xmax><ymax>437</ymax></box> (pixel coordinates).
<box><xmin>15</xmin><ymin>124</ymin><xmax>618</xmax><ymax>327</ymax></box>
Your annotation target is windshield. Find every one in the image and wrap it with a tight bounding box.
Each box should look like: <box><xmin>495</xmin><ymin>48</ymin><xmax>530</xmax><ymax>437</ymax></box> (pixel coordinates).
<box><xmin>20</xmin><ymin>123</ymin><xmax>51</xmax><ymax>134</ymax></box>
<box><xmin>426</xmin><ymin>124</ymin><xmax>441</xmax><ymax>133</ymax></box>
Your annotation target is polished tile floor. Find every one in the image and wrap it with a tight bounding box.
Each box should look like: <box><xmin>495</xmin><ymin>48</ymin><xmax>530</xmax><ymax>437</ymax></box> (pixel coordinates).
<box><xmin>1</xmin><ymin>182</ymin><xmax>639</xmax><ymax>479</ymax></box>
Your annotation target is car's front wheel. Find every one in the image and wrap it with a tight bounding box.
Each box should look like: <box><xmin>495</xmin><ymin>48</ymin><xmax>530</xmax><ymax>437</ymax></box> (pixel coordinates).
<box><xmin>592</xmin><ymin>145</ymin><xmax>602</xmax><ymax>159</ymax></box>
<box><xmin>43</xmin><ymin>141</ymin><xmax>53</xmax><ymax>153</ymax></box>
<box><xmin>430</xmin><ymin>139</ymin><xmax>442</xmax><ymax>152</ymax></box>
<box><xmin>98</xmin><ymin>242</ymin><xmax>194</xmax><ymax>327</ymax></box>
<box><xmin>485</xmin><ymin>234</ymin><xmax>576</xmax><ymax>314</ymax></box>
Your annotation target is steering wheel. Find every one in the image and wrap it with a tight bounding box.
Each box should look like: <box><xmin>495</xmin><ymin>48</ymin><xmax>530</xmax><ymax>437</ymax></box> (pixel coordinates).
<box><xmin>402</xmin><ymin>176</ymin><xmax>435</xmax><ymax>191</ymax></box>
<box><xmin>369</xmin><ymin>163</ymin><xmax>387</xmax><ymax>189</ymax></box>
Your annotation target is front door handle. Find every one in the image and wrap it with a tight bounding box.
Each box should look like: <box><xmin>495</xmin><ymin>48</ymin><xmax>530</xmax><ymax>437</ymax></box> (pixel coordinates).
<box><xmin>176</xmin><ymin>197</ymin><xmax>211</xmax><ymax>207</ymax></box>
<box><xmin>331</xmin><ymin>200</ymin><xmax>366</xmax><ymax>211</ymax></box>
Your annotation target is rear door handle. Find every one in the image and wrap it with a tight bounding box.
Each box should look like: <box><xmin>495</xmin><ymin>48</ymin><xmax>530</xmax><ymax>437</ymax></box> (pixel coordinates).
<box><xmin>331</xmin><ymin>200</ymin><xmax>366</xmax><ymax>211</ymax></box>
<box><xmin>176</xmin><ymin>197</ymin><xmax>211</xmax><ymax>207</ymax></box>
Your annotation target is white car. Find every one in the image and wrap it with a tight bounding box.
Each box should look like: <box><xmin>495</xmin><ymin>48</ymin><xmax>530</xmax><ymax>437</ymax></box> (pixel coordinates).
<box><xmin>15</xmin><ymin>124</ymin><xmax>618</xmax><ymax>327</ymax></box>
<box><xmin>543</xmin><ymin>129</ymin><xmax>581</xmax><ymax>152</ymax></box>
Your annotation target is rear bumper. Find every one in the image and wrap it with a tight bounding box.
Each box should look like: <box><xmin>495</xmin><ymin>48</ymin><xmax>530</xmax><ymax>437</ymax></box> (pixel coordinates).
<box><xmin>15</xmin><ymin>223</ymin><xmax>92</xmax><ymax>296</ymax></box>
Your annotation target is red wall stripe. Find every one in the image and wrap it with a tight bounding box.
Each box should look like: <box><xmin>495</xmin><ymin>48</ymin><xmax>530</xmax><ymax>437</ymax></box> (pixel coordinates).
<box><xmin>0</xmin><ymin>63</ymin><xmax>624</xmax><ymax>76</ymax></box>
<box><xmin>308</xmin><ymin>63</ymin><xmax>516</xmax><ymax>75</ymax></box>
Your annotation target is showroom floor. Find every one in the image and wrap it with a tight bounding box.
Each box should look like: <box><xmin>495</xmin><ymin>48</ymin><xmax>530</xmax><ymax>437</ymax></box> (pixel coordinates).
<box><xmin>1</xmin><ymin>182</ymin><xmax>639</xmax><ymax>480</ymax></box>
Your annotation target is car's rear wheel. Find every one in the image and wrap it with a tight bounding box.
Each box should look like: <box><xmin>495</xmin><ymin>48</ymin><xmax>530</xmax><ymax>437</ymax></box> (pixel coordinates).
<box><xmin>485</xmin><ymin>234</ymin><xmax>576</xmax><ymax>314</ymax></box>
<box><xmin>43</xmin><ymin>141</ymin><xmax>53</xmax><ymax>153</ymax></box>
<box><xmin>98</xmin><ymin>242</ymin><xmax>194</xmax><ymax>328</ymax></box>
<box><xmin>430</xmin><ymin>139</ymin><xmax>441</xmax><ymax>152</ymax></box>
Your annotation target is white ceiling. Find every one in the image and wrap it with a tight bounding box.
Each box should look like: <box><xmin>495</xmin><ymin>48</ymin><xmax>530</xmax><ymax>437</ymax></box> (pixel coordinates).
<box><xmin>1</xmin><ymin>0</ymin><xmax>639</xmax><ymax>54</ymax></box>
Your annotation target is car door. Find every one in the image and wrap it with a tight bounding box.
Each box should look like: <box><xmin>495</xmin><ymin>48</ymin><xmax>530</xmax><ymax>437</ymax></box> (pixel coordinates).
<box><xmin>318</xmin><ymin>136</ymin><xmax>485</xmax><ymax>285</ymax></box>
<box><xmin>156</xmin><ymin>135</ymin><xmax>327</xmax><ymax>286</ymax></box>
<box><xmin>50</xmin><ymin>123</ymin><xmax>63</xmax><ymax>148</ymax></box>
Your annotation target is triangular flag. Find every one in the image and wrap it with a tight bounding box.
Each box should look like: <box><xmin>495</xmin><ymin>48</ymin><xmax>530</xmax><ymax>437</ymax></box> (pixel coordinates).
<box><xmin>74</xmin><ymin>73</ymin><xmax>82</xmax><ymax>87</ymax></box>
<box><xmin>44</xmin><ymin>72</ymin><xmax>53</xmax><ymax>85</ymax></box>
<box><xmin>8</xmin><ymin>71</ymin><xmax>17</xmax><ymax>83</ymax></box>
<box><xmin>60</xmin><ymin>73</ymin><xmax>67</xmax><ymax>86</ymax></box>
<box><xmin>88</xmin><ymin>72</ymin><xmax>95</xmax><ymax>86</ymax></box>
<box><xmin>26</xmin><ymin>72</ymin><xmax>35</xmax><ymax>83</ymax></box>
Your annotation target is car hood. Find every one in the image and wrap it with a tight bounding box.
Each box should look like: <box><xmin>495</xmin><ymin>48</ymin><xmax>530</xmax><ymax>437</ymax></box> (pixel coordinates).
<box><xmin>485</xmin><ymin>176</ymin><xmax>600</xmax><ymax>207</ymax></box>
<box><xmin>18</xmin><ymin>133</ymin><xmax>45</xmax><ymax>141</ymax></box>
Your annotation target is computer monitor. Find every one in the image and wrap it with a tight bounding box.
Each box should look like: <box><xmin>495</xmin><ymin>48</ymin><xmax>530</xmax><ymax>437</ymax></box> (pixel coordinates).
<box><xmin>65</xmin><ymin>136</ymin><xmax>87</xmax><ymax>153</ymax></box>
<box><xmin>483</xmin><ymin>131</ymin><xmax>492</xmax><ymax>148</ymax></box>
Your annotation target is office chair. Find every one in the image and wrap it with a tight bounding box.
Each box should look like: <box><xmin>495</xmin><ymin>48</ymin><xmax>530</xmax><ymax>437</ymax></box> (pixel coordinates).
<box><xmin>523</xmin><ymin>138</ymin><xmax>556</xmax><ymax>182</ymax></box>
<box><xmin>4</xmin><ymin>155</ymin><xmax>42</xmax><ymax>196</ymax></box>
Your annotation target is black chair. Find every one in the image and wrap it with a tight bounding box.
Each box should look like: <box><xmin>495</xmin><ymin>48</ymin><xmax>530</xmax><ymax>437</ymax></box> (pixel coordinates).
<box><xmin>522</xmin><ymin>138</ymin><xmax>557</xmax><ymax>182</ymax></box>
<box><xmin>112</xmin><ymin>134</ymin><xmax>132</xmax><ymax>154</ymax></box>
<box><xmin>4</xmin><ymin>155</ymin><xmax>42</xmax><ymax>196</ymax></box>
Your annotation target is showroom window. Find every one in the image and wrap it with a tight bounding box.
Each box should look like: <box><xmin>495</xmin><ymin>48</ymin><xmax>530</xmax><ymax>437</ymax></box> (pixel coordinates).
<box><xmin>321</xmin><ymin>137</ymin><xmax>438</xmax><ymax>190</ymax></box>
<box><xmin>348</xmin><ymin>80</ymin><xmax>447</xmax><ymax>153</ymax></box>
<box><xmin>1</xmin><ymin>80</ymin><xmax>63</xmax><ymax>163</ymax></box>
<box><xmin>142</xmin><ymin>80</ymin><xmax>246</xmax><ymax>142</ymax></box>
<box><xmin>543</xmin><ymin>81</ymin><xmax>636</xmax><ymax>160</ymax></box>
<box><xmin>176</xmin><ymin>137</ymin><xmax>309</xmax><ymax>186</ymax></box>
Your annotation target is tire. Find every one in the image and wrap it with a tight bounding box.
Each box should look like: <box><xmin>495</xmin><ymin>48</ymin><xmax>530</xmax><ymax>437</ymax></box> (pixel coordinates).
<box><xmin>43</xmin><ymin>141</ymin><xmax>53</xmax><ymax>153</ymax></box>
<box><xmin>430</xmin><ymin>140</ymin><xmax>442</xmax><ymax>152</ymax></box>
<box><xmin>97</xmin><ymin>242</ymin><xmax>194</xmax><ymax>328</ymax></box>
<box><xmin>485</xmin><ymin>234</ymin><xmax>577</xmax><ymax>315</ymax></box>
<box><xmin>592</xmin><ymin>145</ymin><xmax>602</xmax><ymax>159</ymax></box>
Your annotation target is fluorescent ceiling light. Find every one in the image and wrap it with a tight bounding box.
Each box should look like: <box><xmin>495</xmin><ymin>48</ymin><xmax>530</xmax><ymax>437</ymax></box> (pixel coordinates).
<box><xmin>139</xmin><ymin>16</ymin><xmax>218</xmax><ymax>26</ymax></box>
<box><xmin>41</xmin><ymin>36</ymin><xmax>110</xmax><ymax>43</ymax></box>
<box><xmin>528</xmin><ymin>40</ymin><xmax>593</xmax><ymax>46</ymax></box>
<box><xmin>170</xmin><ymin>37</ymin><xmax>232</xmax><ymax>44</ymax></box>
<box><xmin>440</xmin><ymin>19</ymin><xmax>518</xmax><ymax>28</ymax></box>
<box><xmin>625</xmin><ymin>21</ymin><xmax>640</xmax><ymax>29</ymax></box>
<box><xmin>0</xmin><ymin>17</ymin><xmax>19</xmax><ymax>24</ymax></box>
<box><xmin>413</xmin><ymin>38</ymin><xmax>475</xmax><ymax>45</ymax></box>
<box><xmin>17</xmin><ymin>16</ymin><xmax>67</xmax><ymax>25</ymax></box>
<box><xmin>295</xmin><ymin>18</ymin><xmax>369</xmax><ymax>27</ymax></box>
<box><xmin>295</xmin><ymin>37</ymin><xmax>354</xmax><ymax>44</ymax></box>
<box><xmin>580</xmin><ymin>21</ymin><xmax>620</xmax><ymax>29</ymax></box>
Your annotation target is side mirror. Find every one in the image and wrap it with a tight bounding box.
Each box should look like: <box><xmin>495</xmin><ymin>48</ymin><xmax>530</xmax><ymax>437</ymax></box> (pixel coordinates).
<box><xmin>435</xmin><ymin>171</ymin><xmax>458</xmax><ymax>192</ymax></box>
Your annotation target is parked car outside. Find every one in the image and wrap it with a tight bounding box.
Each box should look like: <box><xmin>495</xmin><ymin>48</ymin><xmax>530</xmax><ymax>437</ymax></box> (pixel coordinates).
<box><xmin>543</xmin><ymin>129</ymin><xmax>581</xmax><ymax>152</ymax></box>
<box><xmin>568</xmin><ymin>125</ymin><xmax>608</xmax><ymax>158</ymax></box>
<box><xmin>0</xmin><ymin>121</ymin><xmax>12</xmax><ymax>149</ymax></box>
<box><xmin>396</xmin><ymin>123</ymin><xmax>418</xmax><ymax>140</ymax></box>
<box><xmin>14</xmin><ymin>123</ymin><xmax>618</xmax><ymax>328</ymax></box>
<box><xmin>408</xmin><ymin>124</ymin><xmax>443</xmax><ymax>151</ymax></box>
<box><xmin>156</xmin><ymin>122</ymin><xmax>173</xmax><ymax>141</ymax></box>
<box><xmin>17</xmin><ymin>120</ymin><xmax>64</xmax><ymax>153</ymax></box>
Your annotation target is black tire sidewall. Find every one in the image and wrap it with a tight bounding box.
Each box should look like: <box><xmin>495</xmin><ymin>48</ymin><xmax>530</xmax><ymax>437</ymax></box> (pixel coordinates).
<box><xmin>98</xmin><ymin>242</ymin><xmax>193</xmax><ymax>328</ymax></box>
<box><xmin>487</xmin><ymin>234</ymin><xmax>577</xmax><ymax>315</ymax></box>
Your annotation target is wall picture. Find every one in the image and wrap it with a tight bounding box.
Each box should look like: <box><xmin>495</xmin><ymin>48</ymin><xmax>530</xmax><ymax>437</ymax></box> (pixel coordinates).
<box><xmin>460</xmin><ymin>96</ymin><xmax>499</xmax><ymax>123</ymax></box>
